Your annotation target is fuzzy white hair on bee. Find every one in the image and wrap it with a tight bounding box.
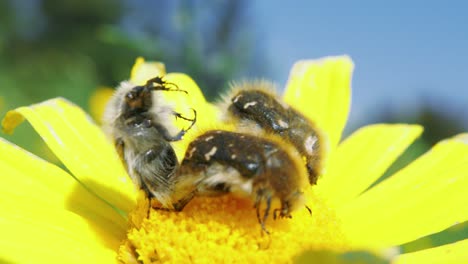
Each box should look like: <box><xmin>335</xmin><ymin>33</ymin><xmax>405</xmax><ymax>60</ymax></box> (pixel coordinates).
<box><xmin>102</xmin><ymin>76</ymin><xmax>197</xmax><ymax>208</ymax></box>
<box><xmin>217</xmin><ymin>80</ymin><xmax>326</xmax><ymax>185</ymax></box>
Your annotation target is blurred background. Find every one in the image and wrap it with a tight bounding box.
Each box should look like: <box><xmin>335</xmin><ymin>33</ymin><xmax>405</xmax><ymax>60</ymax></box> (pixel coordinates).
<box><xmin>0</xmin><ymin>0</ymin><xmax>466</xmax><ymax>257</ymax></box>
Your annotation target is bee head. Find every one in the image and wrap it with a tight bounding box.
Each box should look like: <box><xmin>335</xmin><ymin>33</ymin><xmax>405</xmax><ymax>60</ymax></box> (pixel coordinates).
<box><xmin>124</xmin><ymin>86</ymin><xmax>153</xmax><ymax>112</ymax></box>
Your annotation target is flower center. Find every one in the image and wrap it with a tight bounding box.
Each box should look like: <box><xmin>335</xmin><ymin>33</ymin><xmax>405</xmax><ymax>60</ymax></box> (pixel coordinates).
<box><xmin>118</xmin><ymin>189</ymin><xmax>349</xmax><ymax>263</ymax></box>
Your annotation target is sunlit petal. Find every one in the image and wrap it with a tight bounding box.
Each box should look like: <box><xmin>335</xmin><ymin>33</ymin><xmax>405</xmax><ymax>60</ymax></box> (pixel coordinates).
<box><xmin>393</xmin><ymin>239</ymin><xmax>468</xmax><ymax>264</ymax></box>
<box><xmin>2</xmin><ymin>98</ymin><xmax>136</xmax><ymax>214</ymax></box>
<box><xmin>317</xmin><ymin>124</ymin><xmax>423</xmax><ymax>207</ymax></box>
<box><xmin>339</xmin><ymin>135</ymin><xmax>468</xmax><ymax>248</ymax></box>
<box><xmin>89</xmin><ymin>86</ymin><xmax>115</xmax><ymax>124</ymax></box>
<box><xmin>130</xmin><ymin>57</ymin><xmax>166</xmax><ymax>85</ymax></box>
<box><xmin>283</xmin><ymin>56</ymin><xmax>353</xmax><ymax>152</ymax></box>
<box><xmin>0</xmin><ymin>139</ymin><xmax>123</xmax><ymax>263</ymax></box>
<box><xmin>1</xmin><ymin>201</ymin><xmax>117</xmax><ymax>263</ymax></box>
<box><xmin>0</xmin><ymin>138</ymin><xmax>127</xmax><ymax>231</ymax></box>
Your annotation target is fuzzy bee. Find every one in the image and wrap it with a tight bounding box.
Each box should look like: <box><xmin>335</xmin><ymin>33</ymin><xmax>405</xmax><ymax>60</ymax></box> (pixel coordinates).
<box><xmin>104</xmin><ymin>77</ymin><xmax>315</xmax><ymax>233</ymax></box>
<box><xmin>103</xmin><ymin>77</ymin><xmax>196</xmax><ymax>207</ymax></box>
<box><xmin>219</xmin><ymin>81</ymin><xmax>325</xmax><ymax>185</ymax></box>
<box><xmin>162</xmin><ymin>81</ymin><xmax>320</xmax><ymax>232</ymax></box>
<box><xmin>168</xmin><ymin>129</ymin><xmax>309</xmax><ymax>233</ymax></box>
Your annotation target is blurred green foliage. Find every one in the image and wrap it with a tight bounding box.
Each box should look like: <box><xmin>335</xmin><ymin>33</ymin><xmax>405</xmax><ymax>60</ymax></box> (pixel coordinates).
<box><xmin>364</xmin><ymin>103</ymin><xmax>468</xmax><ymax>254</ymax></box>
<box><xmin>295</xmin><ymin>250</ymin><xmax>389</xmax><ymax>264</ymax></box>
<box><xmin>0</xmin><ymin>0</ymin><xmax>257</xmax><ymax>157</ymax></box>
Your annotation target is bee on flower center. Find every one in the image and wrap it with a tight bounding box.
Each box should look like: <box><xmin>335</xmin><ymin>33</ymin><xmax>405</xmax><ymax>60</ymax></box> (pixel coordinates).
<box><xmin>170</xmin><ymin>130</ymin><xmax>309</xmax><ymax>234</ymax></box>
<box><xmin>104</xmin><ymin>77</ymin><xmax>314</xmax><ymax>234</ymax></box>
<box><xmin>103</xmin><ymin>77</ymin><xmax>196</xmax><ymax>207</ymax></box>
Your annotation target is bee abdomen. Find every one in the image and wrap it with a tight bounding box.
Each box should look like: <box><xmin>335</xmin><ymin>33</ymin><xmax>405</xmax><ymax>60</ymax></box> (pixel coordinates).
<box><xmin>182</xmin><ymin>130</ymin><xmax>264</xmax><ymax>179</ymax></box>
<box><xmin>181</xmin><ymin>130</ymin><xmax>307</xmax><ymax>197</ymax></box>
<box><xmin>229</xmin><ymin>90</ymin><xmax>290</xmax><ymax>133</ymax></box>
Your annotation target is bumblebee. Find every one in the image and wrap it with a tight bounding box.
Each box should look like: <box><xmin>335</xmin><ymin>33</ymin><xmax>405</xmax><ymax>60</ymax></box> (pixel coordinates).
<box><xmin>103</xmin><ymin>77</ymin><xmax>196</xmax><ymax>207</ymax></box>
<box><xmin>169</xmin><ymin>130</ymin><xmax>309</xmax><ymax>233</ymax></box>
<box><xmin>220</xmin><ymin>81</ymin><xmax>325</xmax><ymax>185</ymax></box>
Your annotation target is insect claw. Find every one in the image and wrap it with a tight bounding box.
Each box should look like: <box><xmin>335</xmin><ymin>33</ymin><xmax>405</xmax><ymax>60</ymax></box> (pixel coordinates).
<box><xmin>173</xmin><ymin>108</ymin><xmax>197</xmax><ymax>136</ymax></box>
<box><xmin>305</xmin><ymin>205</ymin><xmax>312</xmax><ymax>216</ymax></box>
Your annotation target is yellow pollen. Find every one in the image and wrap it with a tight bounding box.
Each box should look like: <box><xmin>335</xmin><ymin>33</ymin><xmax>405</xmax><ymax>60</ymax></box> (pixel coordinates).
<box><xmin>119</xmin><ymin>189</ymin><xmax>350</xmax><ymax>263</ymax></box>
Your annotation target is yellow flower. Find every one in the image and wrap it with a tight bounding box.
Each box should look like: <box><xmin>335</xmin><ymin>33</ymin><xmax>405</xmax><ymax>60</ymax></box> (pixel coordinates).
<box><xmin>1</xmin><ymin>57</ymin><xmax>467</xmax><ymax>263</ymax></box>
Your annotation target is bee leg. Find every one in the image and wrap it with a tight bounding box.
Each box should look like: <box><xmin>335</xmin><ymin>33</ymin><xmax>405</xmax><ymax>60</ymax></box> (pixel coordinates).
<box><xmin>254</xmin><ymin>190</ymin><xmax>271</xmax><ymax>235</ymax></box>
<box><xmin>306</xmin><ymin>162</ymin><xmax>320</xmax><ymax>185</ymax></box>
<box><xmin>278</xmin><ymin>200</ymin><xmax>293</xmax><ymax>219</ymax></box>
<box><xmin>173</xmin><ymin>108</ymin><xmax>197</xmax><ymax>131</ymax></box>
<box><xmin>150</xmin><ymin>109</ymin><xmax>196</xmax><ymax>142</ymax></box>
<box><xmin>172</xmin><ymin>190</ymin><xmax>197</xmax><ymax>211</ymax></box>
<box><xmin>273</xmin><ymin>208</ymin><xmax>281</xmax><ymax>220</ymax></box>
<box><xmin>146</xmin><ymin>76</ymin><xmax>188</xmax><ymax>94</ymax></box>
<box><xmin>163</xmin><ymin>108</ymin><xmax>197</xmax><ymax>141</ymax></box>
<box><xmin>262</xmin><ymin>196</ymin><xmax>272</xmax><ymax>233</ymax></box>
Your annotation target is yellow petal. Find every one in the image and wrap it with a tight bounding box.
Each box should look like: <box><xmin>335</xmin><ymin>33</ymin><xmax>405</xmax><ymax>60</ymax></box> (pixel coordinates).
<box><xmin>89</xmin><ymin>86</ymin><xmax>115</xmax><ymax>124</ymax></box>
<box><xmin>130</xmin><ymin>57</ymin><xmax>166</xmax><ymax>85</ymax></box>
<box><xmin>1</xmin><ymin>199</ymin><xmax>117</xmax><ymax>263</ymax></box>
<box><xmin>393</xmin><ymin>239</ymin><xmax>468</xmax><ymax>264</ymax></box>
<box><xmin>0</xmin><ymin>139</ymin><xmax>123</xmax><ymax>263</ymax></box>
<box><xmin>339</xmin><ymin>135</ymin><xmax>468</xmax><ymax>248</ymax></box>
<box><xmin>2</xmin><ymin>98</ymin><xmax>136</xmax><ymax>214</ymax></box>
<box><xmin>283</xmin><ymin>56</ymin><xmax>354</xmax><ymax>152</ymax></box>
<box><xmin>163</xmin><ymin>73</ymin><xmax>220</xmax><ymax>129</ymax></box>
<box><xmin>453</xmin><ymin>133</ymin><xmax>468</xmax><ymax>143</ymax></box>
<box><xmin>317</xmin><ymin>124</ymin><xmax>423</xmax><ymax>207</ymax></box>
<box><xmin>0</xmin><ymin>138</ymin><xmax>127</xmax><ymax>232</ymax></box>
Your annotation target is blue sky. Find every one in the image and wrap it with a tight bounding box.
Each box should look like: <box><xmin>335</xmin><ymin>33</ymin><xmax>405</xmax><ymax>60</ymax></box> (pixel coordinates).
<box><xmin>250</xmin><ymin>1</ymin><xmax>468</xmax><ymax>130</ymax></box>
<box><xmin>11</xmin><ymin>0</ymin><xmax>467</xmax><ymax>131</ymax></box>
